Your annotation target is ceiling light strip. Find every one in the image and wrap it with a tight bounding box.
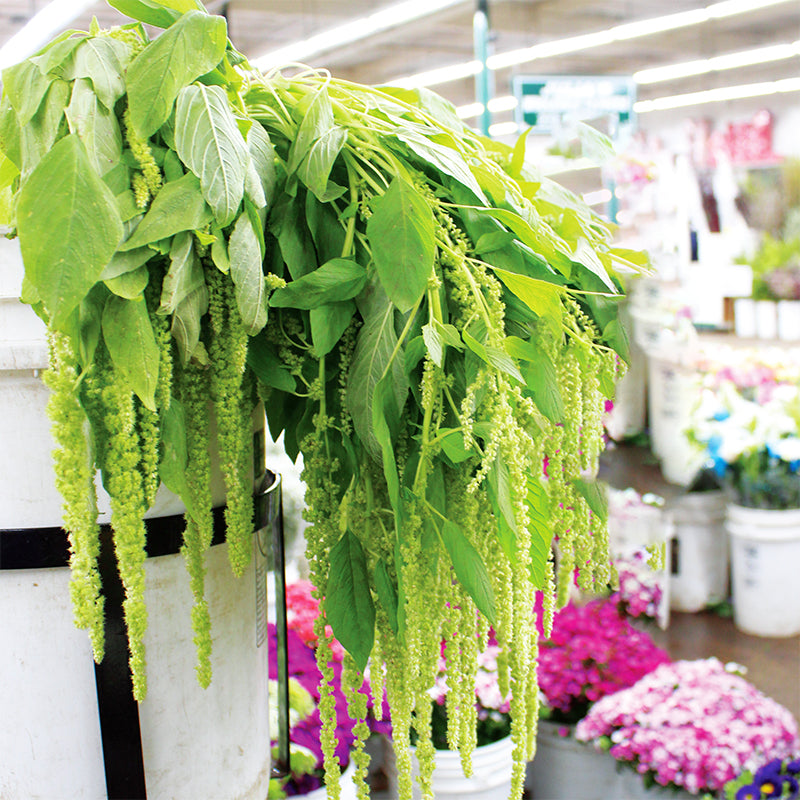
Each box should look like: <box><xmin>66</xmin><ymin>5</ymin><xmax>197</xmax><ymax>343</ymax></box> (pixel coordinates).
<box><xmin>0</xmin><ymin>0</ymin><xmax>97</xmax><ymax>71</ymax></box>
<box><xmin>393</xmin><ymin>0</ymin><xmax>797</xmax><ymax>88</ymax></box>
<box><xmin>254</xmin><ymin>0</ymin><xmax>466</xmax><ymax>71</ymax></box>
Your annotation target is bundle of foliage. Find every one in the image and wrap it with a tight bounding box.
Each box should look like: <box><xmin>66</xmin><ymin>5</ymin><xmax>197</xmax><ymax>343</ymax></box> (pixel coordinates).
<box><xmin>535</xmin><ymin>596</ymin><xmax>670</xmax><ymax>724</ymax></box>
<box><xmin>0</xmin><ymin>2</ymin><xmax>645</xmax><ymax>798</ymax></box>
<box><xmin>738</xmin><ymin>233</ymin><xmax>800</xmax><ymax>300</ymax></box>
<box><xmin>576</xmin><ymin>658</ymin><xmax>800</xmax><ymax>796</ymax></box>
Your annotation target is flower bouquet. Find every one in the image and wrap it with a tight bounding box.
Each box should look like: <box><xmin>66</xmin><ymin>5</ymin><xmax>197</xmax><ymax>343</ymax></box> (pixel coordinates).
<box><xmin>575</xmin><ymin>658</ymin><xmax>800</xmax><ymax>796</ymax></box>
<box><xmin>689</xmin><ymin>380</ymin><xmax>800</xmax><ymax>509</ymax></box>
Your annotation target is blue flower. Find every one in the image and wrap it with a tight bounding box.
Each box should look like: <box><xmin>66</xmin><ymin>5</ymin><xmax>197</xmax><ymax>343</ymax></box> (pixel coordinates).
<box><xmin>787</xmin><ymin>759</ymin><xmax>800</xmax><ymax>775</ymax></box>
<box><xmin>755</xmin><ymin>759</ymin><xmax>784</xmax><ymax>783</ymax></box>
<box><xmin>713</xmin><ymin>409</ymin><xmax>731</xmax><ymax>422</ymax></box>
<box><xmin>735</xmin><ymin>783</ymin><xmax>761</xmax><ymax>800</ymax></box>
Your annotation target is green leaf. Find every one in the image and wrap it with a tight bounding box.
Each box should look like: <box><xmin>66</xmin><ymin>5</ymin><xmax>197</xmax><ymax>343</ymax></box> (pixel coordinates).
<box><xmin>492</xmin><ymin>267</ymin><xmax>563</xmax><ymax>323</ymax></box>
<box><xmin>527</xmin><ymin>478</ymin><xmax>554</xmax><ymax>589</ymax></box>
<box><xmin>174</xmin><ymin>83</ymin><xmax>249</xmax><ymax>227</ymax></box>
<box><xmin>367</xmin><ymin>176</ymin><xmax>435</xmax><ymax>313</ymax></box>
<box><xmin>270</xmin><ymin>259</ymin><xmax>367</xmax><ymax>310</ymax></box>
<box><xmin>576</xmin><ymin>121</ymin><xmax>616</xmax><ymax>165</ymax></box>
<box><xmin>17</xmin><ymin>135</ymin><xmax>123</xmax><ymax>329</ymax></box>
<box><xmin>510</xmin><ymin>127</ymin><xmax>533</xmax><ymax>178</ymax></box>
<box><xmin>326</xmin><ymin>530</ymin><xmax>376</xmax><ymax>673</ymax></box>
<box><xmin>119</xmin><ymin>171</ymin><xmax>212</xmax><ymax>251</ymax></box>
<box><xmin>1</xmin><ymin>59</ymin><xmax>51</xmax><ymax>125</ymax></box>
<box><xmin>29</xmin><ymin>35</ymin><xmax>86</xmax><ymax>78</ymax></box>
<box><xmin>246</xmin><ymin>332</ymin><xmax>296</xmax><ymax>393</ymax></box>
<box><xmin>159</xmin><ymin>231</ymin><xmax>204</xmax><ymax>314</ymax></box>
<box><xmin>573</xmin><ymin>478</ymin><xmax>608</xmax><ymax>523</ymax></box>
<box><xmin>519</xmin><ymin>352</ymin><xmax>565</xmax><ymax>423</ymax></box>
<box><xmin>286</xmin><ymin>87</ymin><xmax>335</xmax><ymax>176</ymax></box>
<box><xmin>421</xmin><ymin>323</ymin><xmax>443</xmax><ymax>367</ymax></box>
<box><xmin>372</xmin><ymin>370</ymin><xmax>401</xmax><ymax>514</ymax></box>
<box><xmin>462</xmin><ymin>329</ymin><xmax>523</xmax><ymax>383</ymax></box>
<box><xmin>439</xmin><ymin>520</ymin><xmax>497</xmax><ymax>624</ymax></box>
<box><xmin>101</xmin><ymin>247</ymin><xmax>152</xmax><ymax>281</ymax></box>
<box><xmin>228</xmin><ymin>211</ymin><xmax>267</xmax><ymax>335</ymax></box>
<box><xmin>487</xmin><ymin>454</ymin><xmax>517</xmax><ymax>535</ymax></box>
<box><xmin>171</xmin><ymin>284</ymin><xmax>208</xmax><ymax>365</ymax></box>
<box><xmin>474</xmin><ymin>231</ymin><xmax>517</xmax><ymax>255</ymax></box>
<box><xmin>106</xmin><ymin>0</ymin><xmax>184</xmax><ymax>27</ymax></box>
<box><xmin>246</xmin><ymin>124</ymin><xmax>277</xmax><ymax>207</ymax></box>
<box><xmin>374</xmin><ymin>559</ymin><xmax>399</xmax><ymax>635</ymax></box>
<box><xmin>64</xmin><ymin>37</ymin><xmax>129</xmax><ymax>110</ymax></box>
<box><xmin>346</xmin><ymin>280</ymin><xmax>409</xmax><ymax>460</ymax></box>
<box><xmin>310</xmin><ymin>301</ymin><xmax>356</xmax><ymax>359</ymax></box>
<box><xmin>438</xmin><ymin>428</ymin><xmax>476</xmax><ymax>464</ymax></box>
<box><xmin>296</xmin><ymin>125</ymin><xmax>347</xmax><ymax>202</ymax></box>
<box><xmin>126</xmin><ymin>11</ymin><xmax>228</xmax><ymax>138</ymax></box>
<box><xmin>158</xmin><ymin>399</ymin><xmax>196</xmax><ymax>516</ymax></box>
<box><xmin>102</xmin><ymin>294</ymin><xmax>160</xmax><ymax>410</ymax></box>
<box><xmin>66</xmin><ymin>79</ymin><xmax>123</xmax><ymax>176</ymax></box>
<box><xmin>602</xmin><ymin>318</ymin><xmax>630</xmax><ymax>364</ymax></box>
<box><xmin>105</xmin><ymin>265</ymin><xmax>149</xmax><ymax>298</ymax></box>
<box><xmin>572</xmin><ymin>238</ymin><xmax>616</xmax><ymax>291</ymax></box>
<box><xmin>0</xmin><ymin>94</ymin><xmax>22</xmax><ymax>169</ymax></box>
<box><xmin>269</xmin><ymin>193</ymin><xmax>316</xmax><ymax>279</ymax></box>
<box><xmin>20</xmin><ymin>79</ymin><xmax>70</xmax><ymax>175</ymax></box>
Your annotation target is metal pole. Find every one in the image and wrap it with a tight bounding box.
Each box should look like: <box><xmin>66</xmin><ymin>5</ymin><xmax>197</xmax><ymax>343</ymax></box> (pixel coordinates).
<box><xmin>473</xmin><ymin>0</ymin><xmax>491</xmax><ymax>137</ymax></box>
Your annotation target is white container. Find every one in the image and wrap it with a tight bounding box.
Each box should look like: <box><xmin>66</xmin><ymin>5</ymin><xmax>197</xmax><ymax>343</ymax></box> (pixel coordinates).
<box><xmin>734</xmin><ymin>298</ymin><xmax>757</xmax><ymax>338</ymax></box>
<box><xmin>755</xmin><ymin>299</ymin><xmax>778</xmax><ymax>340</ymax></box>
<box><xmin>304</xmin><ymin>759</ymin><xmax>359</xmax><ymax>800</ymax></box>
<box><xmin>668</xmin><ymin>491</ymin><xmax>729</xmax><ymax>613</ymax></box>
<box><xmin>411</xmin><ymin>735</ymin><xmax>514</xmax><ymax>799</ymax></box>
<box><xmin>647</xmin><ymin>355</ymin><xmax>705</xmax><ymax>486</ymax></box>
<box><xmin>777</xmin><ymin>300</ymin><xmax>800</xmax><ymax>341</ymax></box>
<box><xmin>726</xmin><ymin>504</ymin><xmax>800</xmax><ymax>637</ymax></box>
<box><xmin>0</xmin><ymin>280</ymin><xmax>271</xmax><ymax>796</ymax></box>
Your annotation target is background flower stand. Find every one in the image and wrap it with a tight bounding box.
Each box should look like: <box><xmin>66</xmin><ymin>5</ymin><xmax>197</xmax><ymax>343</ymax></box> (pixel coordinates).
<box><xmin>526</xmin><ymin>721</ymin><xmax>696</xmax><ymax>800</ymax></box>
<box><xmin>0</xmin><ymin>242</ymin><xmax>273</xmax><ymax>799</ymax></box>
<box><xmin>667</xmin><ymin>490</ymin><xmax>729</xmax><ymax>613</ymax></box>
<box><xmin>410</xmin><ymin>736</ymin><xmax>514</xmax><ymax>799</ymax></box>
<box><xmin>726</xmin><ymin>504</ymin><xmax>800</xmax><ymax>637</ymax></box>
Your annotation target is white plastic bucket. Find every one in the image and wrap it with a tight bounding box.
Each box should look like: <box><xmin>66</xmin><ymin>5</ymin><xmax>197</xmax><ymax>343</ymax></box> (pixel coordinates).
<box><xmin>0</xmin><ymin>253</ymin><xmax>272</xmax><ymax>798</ymax></box>
<box><xmin>668</xmin><ymin>491</ymin><xmax>729</xmax><ymax>612</ymax></box>
<box><xmin>304</xmin><ymin>759</ymin><xmax>359</xmax><ymax>800</ymax></box>
<box><xmin>734</xmin><ymin>298</ymin><xmax>757</xmax><ymax>338</ymax></box>
<box><xmin>726</xmin><ymin>504</ymin><xmax>800</xmax><ymax>637</ymax></box>
<box><xmin>411</xmin><ymin>735</ymin><xmax>514</xmax><ymax>799</ymax></box>
<box><xmin>777</xmin><ymin>300</ymin><xmax>800</xmax><ymax>342</ymax></box>
<box><xmin>755</xmin><ymin>299</ymin><xmax>778</xmax><ymax>340</ymax></box>
<box><xmin>646</xmin><ymin>355</ymin><xmax>705</xmax><ymax>486</ymax></box>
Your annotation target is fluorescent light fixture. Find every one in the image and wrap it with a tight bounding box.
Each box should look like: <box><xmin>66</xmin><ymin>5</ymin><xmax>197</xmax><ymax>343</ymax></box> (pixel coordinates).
<box><xmin>393</xmin><ymin>60</ymin><xmax>481</xmax><ymax>89</ymax></box>
<box><xmin>488</xmin><ymin>121</ymin><xmax>519</xmax><ymax>137</ymax></box>
<box><xmin>392</xmin><ymin>0</ymin><xmax>796</xmax><ymax>88</ymax></box>
<box><xmin>0</xmin><ymin>0</ymin><xmax>97</xmax><ymax>71</ymax></box>
<box><xmin>634</xmin><ymin>75</ymin><xmax>800</xmax><ymax>112</ymax></box>
<box><xmin>583</xmin><ymin>188</ymin><xmax>612</xmax><ymax>206</ymax></box>
<box><xmin>254</xmin><ymin>0</ymin><xmax>466</xmax><ymax>71</ymax></box>
<box><xmin>634</xmin><ymin>41</ymin><xmax>800</xmax><ymax>84</ymax></box>
<box><xmin>456</xmin><ymin>94</ymin><xmax>518</xmax><ymax>119</ymax></box>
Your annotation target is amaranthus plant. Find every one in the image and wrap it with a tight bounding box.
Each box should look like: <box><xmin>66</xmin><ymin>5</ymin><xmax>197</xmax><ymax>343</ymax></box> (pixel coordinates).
<box><xmin>0</xmin><ymin>2</ymin><xmax>646</xmax><ymax>798</ymax></box>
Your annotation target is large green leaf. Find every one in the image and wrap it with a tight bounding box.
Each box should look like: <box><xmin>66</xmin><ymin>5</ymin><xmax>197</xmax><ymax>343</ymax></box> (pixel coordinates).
<box><xmin>174</xmin><ymin>83</ymin><xmax>249</xmax><ymax>227</ymax></box>
<box><xmin>1</xmin><ymin>59</ymin><xmax>51</xmax><ymax>125</ymax></box>
<box><xmin>527</xmin><ymin>478</ymin><xmax>554</xmax><ymax>589</ymax></box>
<box><xmin>16</xmin><ymin>135</ymin><xmax>123</xmax><ymax>329</ymax></box>
<box><xmin>372</xmin><ymin>370</ymin><xmax>401</xmax><ymax>515</ymax></box>
<box><xmin>244</xmin><ymin>124</ymin><xmax>276</xmax><ymax>209</ymax></box>
<box><xmin>374</xmin><ymin>559</ymin><xmax>399</xmax><ymax>635</ymax></box>
<box><xmin>296</xmin><ymin>125</ymin><xmax>347</xmax><ymax>202</ymax></box>
<box><xmin>519</xmin><ymin>351</ymin><xmax>565</xmax><ymax>424</ymax></box>
<box><xmin>66</xmin><ymin>79</ymin><xmax>123</xmax><ymax>176</ymax></box>
<box><xmin>64</xmin><ymin>37</ymin><xmax>129</xmax><ymax>110</ymax></box>
<box><xmin>102</xmin><ymin>294</ymin><xmax>160</xmax><ymax>411</ymax></box>
<box><xmin>492</xmin><ymin>267</ymin><xmax>563</xmax><ymax>324</ymax></box>
<box><xmin>310</xmin><ymin>301</ymin><xmax>356</xmax><ymax>359</ymax></box>
<box><xmin>228</xmin><ymin>211</ymin><xmax>267</xmax><ymax>335</ymax></box>
<box><xmin>269</xmin><ymin>193</ymin><xmax>316</xmax><ymax>280</ymax></box>
<box><xmin>573</xmin><ymin>478</ymin><xmax>608</xmax><ymax>523</ymax></box>
<box><xmin>270</xmin><ymin>259</ymin><xmax>367</xmax><ymax>310</ymax></box>
<box><xmin>367</xmin><ymin>176</ymin><xmax>435</xmax><ymax>313</ymax></box>
<box><xmin>246</xmin><ymin>332</ymin><xmax>296</xmax><ymax>393</ymax></box>
<box><xmin>158</xmin><ymin>399</ymin><xmax>196</xmax><ymax>516</ymax></box>
<box><xmin>19</xmin><ymin>79</ymin><xmax>70</xmax><ymax>175</ymax></box>
<box><xmin>119</xmin><ymin>172</ymin><xmax>212</xmax><ymax>251</ymax></box>
<box><xmin>462</xmin><ymin>329</ymin><xmax>523</xmax><ymax>383</ymax></box>
<box><xmin>326</xmin><ymin>530</ymin><xmax>376</xmax><ymax>672</ymax></box>
<box><xmin>159</xmin><ymin>231</ymin><xmax>204</xmax><ymax>314</ymax></box>
<box><xmin>171</xmin><ymin>284</ymin><xmax>208</xmax><ymax>365</ymax></box>
<box><xmin>105</xmin><ymin>265</ymin><xmax>149</xmax><ymax>298</ymax></box>
<box><xmin>346</xmin><ymin>280</ymin><xmax>409</xmax><ymax>460</ymax></box>
<box><xmin>106</xmin><ymin>0</ymin><xmax>185</xmax><ymax>27</ymax></box>
<box><xmin>126</xmin><ymin>11</ymin><xmax>227</xmax><ymax>138</ymax></box>
<box><xmin>439</xmin><ymin>520</ymin><xmax>497</xmax><ymax>624</ymax></box>
<box><xmin>286</xmin><ymin>86</ymin><xmax>334</xmax><ymax>176</ymax></box>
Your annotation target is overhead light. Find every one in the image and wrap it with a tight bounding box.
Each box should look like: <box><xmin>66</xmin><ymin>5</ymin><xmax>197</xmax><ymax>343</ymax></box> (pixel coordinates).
<box><xmin>392</xmin><ymin>0</ymin><xmax>797</xmax><ymax>88</ymax></box>
<box><xmin>634</xmin><ymin>76</ymin><xmax>800</xmax><ymax>112</ymax></box>
<box><xmin>634</xmin><ymin>41</ymin><xmax>800</xmax><ymax>84</ymax></box>
<box><xmin>583</xmin><ymin>188</ymin><xmax>613</xmax><ymax>206</ymax></box>
<box><xmin>456</xmin><ymin>94</ymin><xmax>518</xmax><ymax>119</ymax></box>
<box><xmin>488</xmin><ymin>121</ymin><xmax>519</xmax><ymax>137</ymax></box>
<box><xmin>0</xmin><ymin>0</ymin><xmax>97</xmax><ymax>71</ymax></box>
<box><xmin>254</xmin><ymin>0</ymin><xmax>466</xmax><ymax>71</ymax></box>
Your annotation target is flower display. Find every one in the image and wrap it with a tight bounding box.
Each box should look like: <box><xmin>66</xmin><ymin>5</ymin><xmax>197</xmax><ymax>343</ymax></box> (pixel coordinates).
<box><xmin>535</xmin><ymin>596</ymin><xmax>670</xmax><ymax>722</ymax></box>
<box><xmin>688</xmin><ymin>380</ymin><xmax>800</xmax><ymax>509</ymax></box>
<box><xmin>576</xmin><ymin>658</ymin><xmax>800</xmax><ymax>795</ymax></box>
<box><xmin>614</xmin><ymin>548</ymin><xmax>665</xmax><ymax>621</ymax></box>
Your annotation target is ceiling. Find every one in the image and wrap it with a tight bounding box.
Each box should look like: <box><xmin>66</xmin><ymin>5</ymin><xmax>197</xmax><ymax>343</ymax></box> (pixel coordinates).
<box><xmin>0</xmin><ymin>0</ymin><xmax>798</xmax><ymax>132</ymax></box>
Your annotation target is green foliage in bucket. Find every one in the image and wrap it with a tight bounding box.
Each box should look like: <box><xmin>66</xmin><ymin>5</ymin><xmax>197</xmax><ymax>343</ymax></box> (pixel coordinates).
<box><xmin>0</xmin><ymin>2</ymin><xmax>647</xmax><ymax>797</ymax></box>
